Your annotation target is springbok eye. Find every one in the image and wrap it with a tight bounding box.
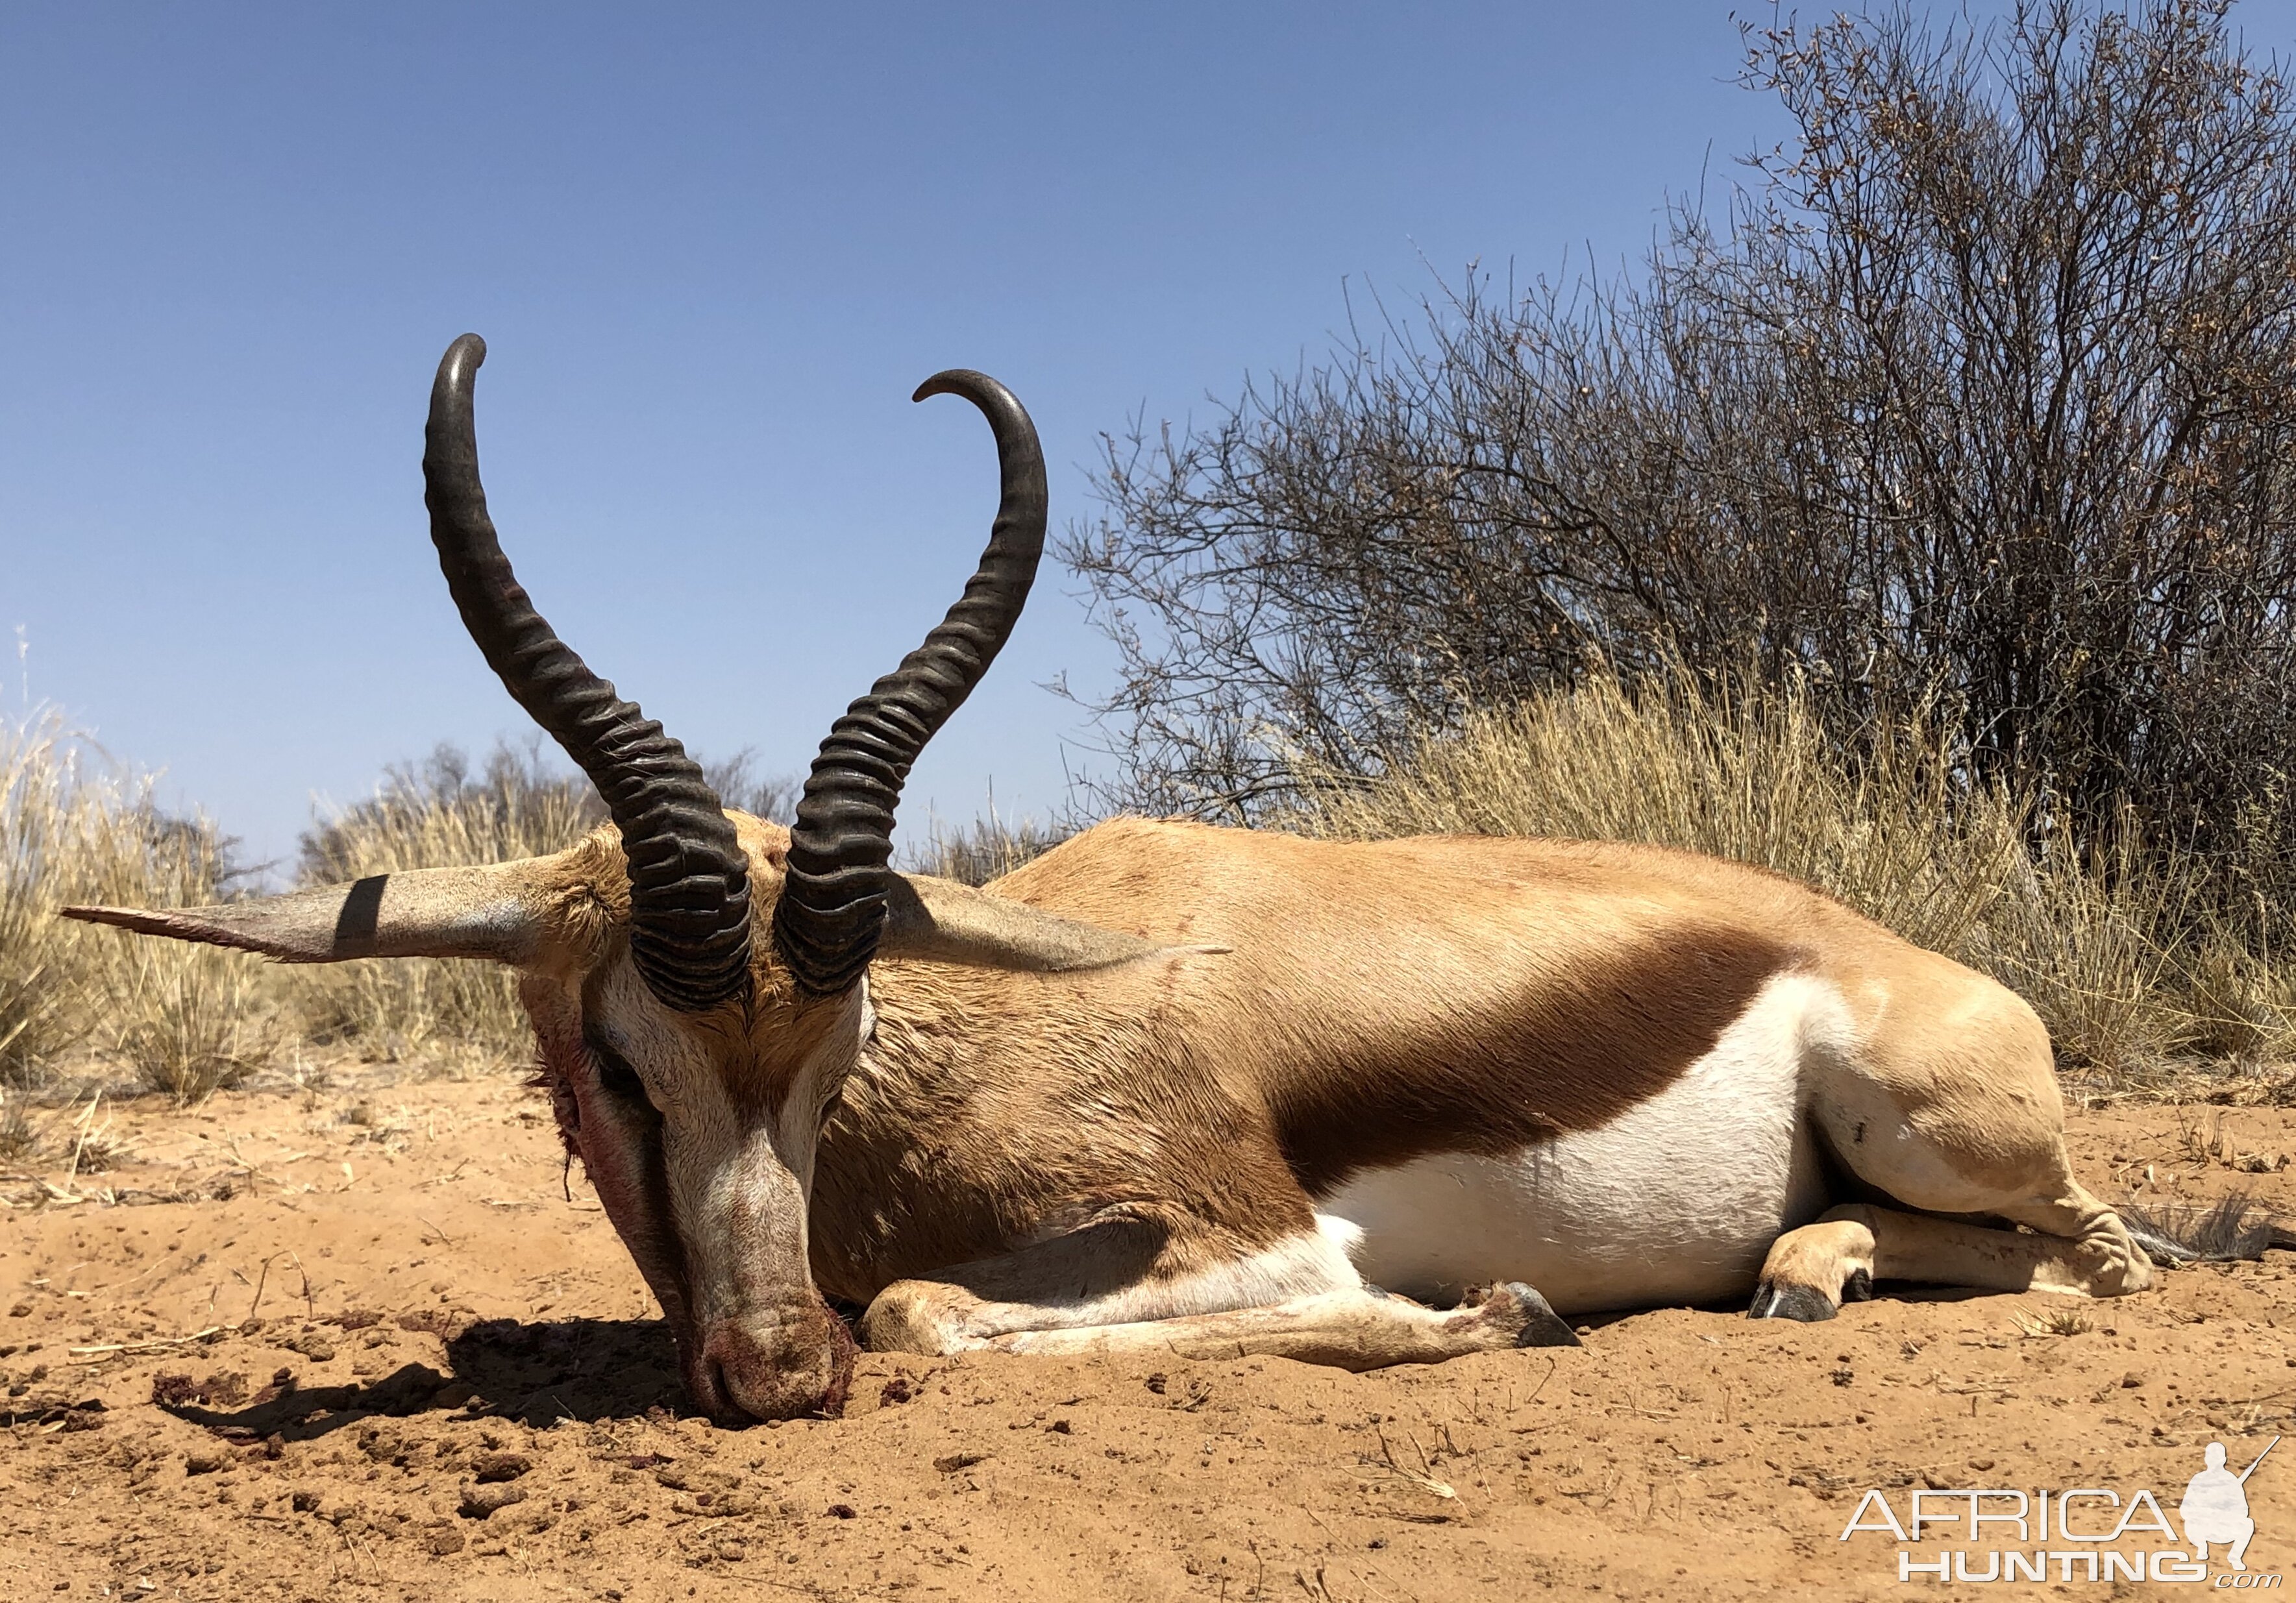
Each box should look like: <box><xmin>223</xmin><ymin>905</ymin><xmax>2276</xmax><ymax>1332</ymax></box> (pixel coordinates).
<box><xmin>583</xmin><ymin>1029</ymin><xmax>658</xmax><ymax>1113</ymax></box>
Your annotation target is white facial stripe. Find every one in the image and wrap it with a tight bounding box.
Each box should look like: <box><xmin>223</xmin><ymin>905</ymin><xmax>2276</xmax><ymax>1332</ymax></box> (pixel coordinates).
<box><xmin>686</xmin><ymin>1127</ymin><xmax>813</xmax><ymax>1323</ymax></box>
<box><xmin>771</xmin><ymin>979</ymin><xmax>871</xmax><ymax>1193</ymax></box>
<box><xmin>664</xmin><ymin>979</ymin><xmax>870</xmax><ymax>1328</ymax></box>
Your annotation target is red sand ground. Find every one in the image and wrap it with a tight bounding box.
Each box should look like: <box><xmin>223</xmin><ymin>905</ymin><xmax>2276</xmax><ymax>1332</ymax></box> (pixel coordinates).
<box><xmin>1</xmin><ymin>1071</ymin><xmax>2291</xmax><ymax>1600</ymax></box>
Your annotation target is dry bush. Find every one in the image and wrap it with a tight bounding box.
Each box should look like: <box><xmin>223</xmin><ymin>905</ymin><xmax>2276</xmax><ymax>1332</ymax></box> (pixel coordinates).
<box><xmin>700</xmin><ymin>750</ymin><xmax>800</xmax><ymax>828</ymax></box>
<box><xmin>1072</xmin><ymin>0</ymin><xmax>2296</xmax><ymax>881</ymax></box>
<box><xmin>1065</xmin><ymin>0</ymin><xmax>2296</xmax><ymax>1081</ymax></box>
<box><xmin>288</xmin><ymin>743</ymin><xmax>597</xmax><ymax>1068</ymax></box>
<box><xmin>1285</xmin><ymin>662</ymin><xmax>2296</xmax><ymax>1077</ymax></box>
<box><xmin>0</xmin><ymin>713</ymin><xmax>267</xmax><ymax>1101</ymax></box>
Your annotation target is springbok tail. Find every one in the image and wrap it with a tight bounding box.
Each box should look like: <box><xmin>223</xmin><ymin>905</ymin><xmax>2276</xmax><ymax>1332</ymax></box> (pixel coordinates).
<box><xmin>2120</xmin><ymin>1191</ymin><xmax>2291</xmax><ymax>1265</ymax></box>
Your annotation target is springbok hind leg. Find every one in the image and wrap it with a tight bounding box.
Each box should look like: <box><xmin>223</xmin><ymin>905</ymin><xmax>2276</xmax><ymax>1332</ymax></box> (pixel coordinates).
<box><xmin>1756</xmin><ymin>980</ymin><xmax>2154</xmax><ymax>1321</ymax></box>
<box><xmin>1749</xmin><ymin>1184</ymin><xmax>2153</xmax><ymax>1322</ymax></box>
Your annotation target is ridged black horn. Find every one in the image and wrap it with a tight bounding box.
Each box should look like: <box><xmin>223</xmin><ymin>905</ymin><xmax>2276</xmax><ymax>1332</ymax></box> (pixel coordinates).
<box><xmin>424</xmin><ymin>334</ymin><xmax>752</xmax><ymax>1011</ymax></box>
<box><xmin>772</xmin><ymin>370</ymin><xmax>1047</xmax><ymax>996</ymax></box>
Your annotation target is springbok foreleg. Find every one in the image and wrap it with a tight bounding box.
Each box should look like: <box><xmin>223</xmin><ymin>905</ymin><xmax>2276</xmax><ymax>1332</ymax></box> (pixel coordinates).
<box><xmin>973</xmin><ymin>1283</ymin><xmax>1579</xmax><ymax>1368</ymax></box>
<box><xmin>860</xmin><ymin>1205</ymin><xmax>1577</xmax><ymax>1368</ymax></box>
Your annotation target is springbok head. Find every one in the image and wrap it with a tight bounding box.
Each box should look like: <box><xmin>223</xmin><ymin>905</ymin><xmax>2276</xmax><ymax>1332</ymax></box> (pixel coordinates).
<box><xmin>66</xmin><ymin>336</ymin><xmax>1160</xmax><ymax>1421</ymax></box>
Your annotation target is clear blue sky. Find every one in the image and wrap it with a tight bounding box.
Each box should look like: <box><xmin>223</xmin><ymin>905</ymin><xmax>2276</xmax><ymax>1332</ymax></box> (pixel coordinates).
<box><xmin>8</xmin><ymin>3</ymin><xmax>2291</xmax><ymax>877</ymax></box>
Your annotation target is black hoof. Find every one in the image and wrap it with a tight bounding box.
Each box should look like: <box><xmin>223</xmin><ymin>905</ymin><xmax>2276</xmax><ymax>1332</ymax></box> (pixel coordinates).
<box><xmin>1496</xmin><ymin>1282</ymin><xmax>1582</xmax><ymax>1347</ymax></box>
<box><xmin>1748</xmin><ymin>1282</ymin><xmax>1838</xmax><ymax>1322</ymax></box>
<box><xmin>1842</xmin><ymin>1267</ymin><xmax>1873</xmax><ymax>1303</ymax></box>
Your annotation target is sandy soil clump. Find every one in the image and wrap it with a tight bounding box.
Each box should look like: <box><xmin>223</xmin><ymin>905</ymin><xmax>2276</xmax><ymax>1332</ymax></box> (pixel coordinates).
<box><xmin>1</xmin><ymin>1070</ymin><xmax>2290</xmax><ymax>1600</ymax></box>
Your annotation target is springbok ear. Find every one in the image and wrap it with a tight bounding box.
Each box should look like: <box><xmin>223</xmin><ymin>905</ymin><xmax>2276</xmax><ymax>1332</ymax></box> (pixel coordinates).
<box><xmin>879</xmin><ymin>874</ymin><xmax>1226</xmax><ymax>973</ymax></box>
<box><xmin>61</xmin><ymin>861</ymin><xmax>552</xmax><ymax>965</ymax></box>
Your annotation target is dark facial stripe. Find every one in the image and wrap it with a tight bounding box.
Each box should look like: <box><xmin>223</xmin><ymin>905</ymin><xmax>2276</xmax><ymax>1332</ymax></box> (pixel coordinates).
<box><xmin>525</xmin><ymin>1009</ymin><xmax>701</xmax><ymax>1373</ymax></box>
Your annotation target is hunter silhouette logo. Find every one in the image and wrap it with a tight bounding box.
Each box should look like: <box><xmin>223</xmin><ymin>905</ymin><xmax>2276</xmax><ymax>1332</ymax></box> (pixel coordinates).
<box><xmin>1838</xmin><ymin>1434</ymin><xmax>2282</xmax><ymax>1583</ymax></box>
<box><xmin>2183</xmin><ymin>1438</ymin><xmax>2275</xmax><ymax>1572</ymax></box>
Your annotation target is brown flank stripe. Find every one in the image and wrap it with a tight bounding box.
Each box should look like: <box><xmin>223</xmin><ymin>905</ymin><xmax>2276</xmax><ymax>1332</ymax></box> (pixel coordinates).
<box><xmin>1277</xmin><ymin>925</ymin><xmax>1798</xmax><ymax>1195</ymax></box>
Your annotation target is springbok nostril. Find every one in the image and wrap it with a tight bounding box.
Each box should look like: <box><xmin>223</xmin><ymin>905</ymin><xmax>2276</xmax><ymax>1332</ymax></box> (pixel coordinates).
<box><xmin>698</xmin><ymin>1354</ymin><xmax>733</xmax><ymax>1416</ymax></box>
<box><xmin>699</xmin><ymin>1325</ymin><xmax>783</xmax><ymax>1421</ymax></box>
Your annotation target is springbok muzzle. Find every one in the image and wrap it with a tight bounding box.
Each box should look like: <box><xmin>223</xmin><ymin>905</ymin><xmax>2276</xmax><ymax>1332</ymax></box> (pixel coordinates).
<box><xmin>691</xmin><ymin>1299</ymin><xmax>858</xmax><ymax>1422</ymax></box>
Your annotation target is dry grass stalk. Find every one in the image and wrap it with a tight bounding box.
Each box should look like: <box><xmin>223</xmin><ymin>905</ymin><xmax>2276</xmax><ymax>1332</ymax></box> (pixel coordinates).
<box><xmin>1361</xmin><ymin>1423</ymin><xmax>1458</xmax><ymax>1501</ymax></box>
<box><xmin>63</xmin><ymin>1089</ymin><xmax>132</xmax><ymax>1175</ymax></box>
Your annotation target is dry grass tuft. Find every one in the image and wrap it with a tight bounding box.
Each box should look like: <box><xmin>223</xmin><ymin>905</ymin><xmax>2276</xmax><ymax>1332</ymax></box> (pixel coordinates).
<box><xmin>58</xmin><ymin>1089</ymin><xmax>130</xmax><ymax>1175</ymax></box>
<box><xmin>2123</xmin><ymin>1191</ymin><xmax>2287</xmax><ymax>1262</ymax></box>
<box><xmin>11</xmin><ymin>672</ymin><xmax>2289</xmax><ymax>1097</ymax></box>
<box><xmin>2012</xmin><ymin>1303</ymin><xmax>2095</xmax><ymax>1339</ymax></box>
<box><xmin>1284</xmin><ymin>662</ymin><xmax>2296</xmax><ymax>1081</ymax></box>
<box><xmin>913</xmin><ymin>811</ymin><xmax>1071</xmax><ymax>888</ymax></box>
<box><xmin>288</xmin><ymin>743</ymin><xmax>596</xmax><ymax>1068</ymax></box>
<box><xmin>0</xmin><ymin>1085</ymin><xmax>39</xmax><ymax>1163</ymax></box>
<box><xmin>0</xmin><ymin>730</ymin><xmax>804</xmax><ymax>1086</ymax></box>
<box><xmin>1</xmin><ymin>712</ymin><xmax>267</xmax><ymax>1101</ymax></box>
<box><xmin>109</xmin><ymin>944</ymin><xmax>271</xmax><ymax>1104</ymax></box>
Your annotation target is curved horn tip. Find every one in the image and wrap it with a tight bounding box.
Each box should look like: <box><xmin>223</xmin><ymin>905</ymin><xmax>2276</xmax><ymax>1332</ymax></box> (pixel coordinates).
<box><xmin>420</xmin><ymin>324</ymin><xmax>751</xmax><ymax>1012</ymax></box>
<box><xmin>439</xmin><ymin>332</ymin><xmax>488</xmax><ymax>384</ymax></box>
<box><xmin>911</xmin><ymin>368</ymin><xmax>1000</xmax><ymax>406</ymax></box>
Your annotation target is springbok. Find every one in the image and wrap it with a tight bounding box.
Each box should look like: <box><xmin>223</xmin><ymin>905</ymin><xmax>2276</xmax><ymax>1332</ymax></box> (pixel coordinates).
<box><xmin>68</xmin><ymin>335</ymin><xmax>2157</xmax><ymax>1422</ymax></box>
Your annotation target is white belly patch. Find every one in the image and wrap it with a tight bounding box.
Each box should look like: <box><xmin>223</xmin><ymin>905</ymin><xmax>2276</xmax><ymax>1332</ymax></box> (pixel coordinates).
<box><xmin>1315</xmin><ymin>972</ymin><xmax>1846</xmax><ymax>1315</ymax></box>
